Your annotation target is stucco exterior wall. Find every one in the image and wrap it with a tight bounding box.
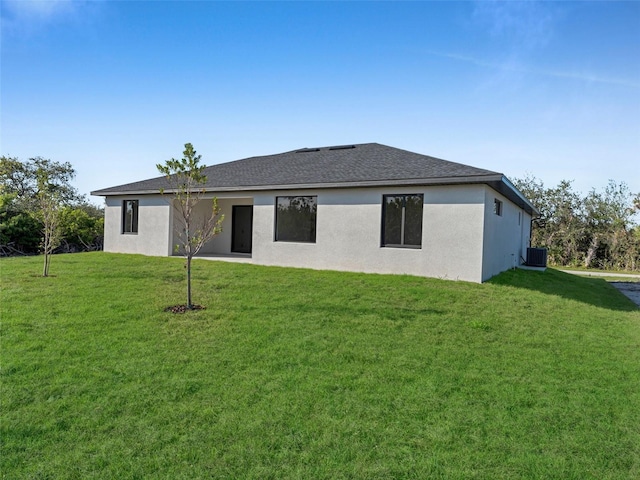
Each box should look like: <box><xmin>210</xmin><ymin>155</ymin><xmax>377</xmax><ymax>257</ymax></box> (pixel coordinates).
<box><xmin>481</xmin><ymin>186</ymin><xmax>531</xmax><ymax>281</ymax></box>
<box><xmin>250</xmin><ymin>185</ymin><xmax>486</xmax><ymax>283</ymax></box>
<box><xmin>103</xmin><ymin>195</ymin><xmax>172</xmax><ymax>256</ymax></box>
<box><xmin>521</xmin><ymin>211</ymin><xmax>532</xmax><ymax>261</ymax></box>
<box><xmin>101</xmin><ymin>184</ymin><xmax>529</xmax><ymax>283</ymax></box>
<box><xmin>194</xmin><ymin>196</ymin><xmax>253</xmax><ymax>254</ymax></box>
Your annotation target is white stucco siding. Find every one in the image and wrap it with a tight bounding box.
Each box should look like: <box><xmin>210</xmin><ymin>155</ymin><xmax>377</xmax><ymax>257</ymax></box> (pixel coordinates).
<box><xmin>520</xmin><ymin>210</ymin><xmax>532</xmax><ymax>262</ymax></box>
<box><xmin>422</xmin><ymin>186</ymin><xmax>486</xmax><ymax>282</ymax></box>
<box><xmin>103</xmin><ymin>195</ymin><xmax>172</xmax><ymax>256</ymax></box>
<box><xmin>196</xmin><ymin>197</ymin><xmax>253</xmax><ymax>254</ymax></box>
<box><xmin>481</xmin><ymin>186</ymin><xmax>529</xmax><ymax>281</ymax></box>
<box><xmin>101</xmin><ymin>184</ymin><xmax>527</xmax><ymax>283</ymax></box>
<box><xmin>252</xmin><ymin>189</ymin><xmax>384</xmax><ymax>274</ymax></box>
<box><xmin>251</xmin><ymin>185</ymin><xmax>486</xmax><ymax>282</ymax></box>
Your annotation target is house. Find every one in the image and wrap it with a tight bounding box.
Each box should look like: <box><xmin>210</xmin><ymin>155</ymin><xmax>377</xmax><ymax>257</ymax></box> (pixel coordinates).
<box><xmin>91</xmin><ymin>143</ymin><xmax>537</xmax><ymax>283</ymax></box>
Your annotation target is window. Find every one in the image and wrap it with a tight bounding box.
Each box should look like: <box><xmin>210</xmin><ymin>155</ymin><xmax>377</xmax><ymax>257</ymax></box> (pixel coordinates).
<box><xmin>122</xmin><ymin>200</ymin><xmax>139</xmax><ymax>234</ymax></box>
<box><xmin>494</xmin><ymin>198</ymin><xmax>503</xmax><ymax>216</ymax></box>
<box><xmin>381</xmin><ymin>194</ymin><xmax>423</xmax><ymax>248</ymax></box>
<box><xmin>275</xmin><ymin>196</ymin><xmax>317</xmax><ymax>242</ymax></box>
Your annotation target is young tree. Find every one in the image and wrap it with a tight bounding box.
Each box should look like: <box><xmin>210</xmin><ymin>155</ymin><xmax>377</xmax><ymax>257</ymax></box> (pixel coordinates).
<box><xmin>157</xmin><ymin>143</ymin><xmax>224</xmax><ymax>309</ymax></box>
<box><xmin>36</xmin><ymin>168</ymin><xmax>63</xmax><ymax>276</ymax></box>
<box><xmin>1</xmin><ymin>157</ymin><xmax>73</xmax><ymax>272</ymax></box>
<box><xmin>1</xmin><ymin>156</ymin><xmax>104</xmax><ymax>257</ymax></box>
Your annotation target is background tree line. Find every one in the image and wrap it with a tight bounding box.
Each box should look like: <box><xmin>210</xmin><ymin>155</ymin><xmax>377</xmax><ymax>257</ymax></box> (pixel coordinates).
<box><xmin>514</xmin><ymin>176</ymin><xmax>640</xmax><ymax>271</ymax></box>
<box><xmin>0</xmin><ymin>156</ymin><xmax>104</xmax><ymax>258</ymax></box>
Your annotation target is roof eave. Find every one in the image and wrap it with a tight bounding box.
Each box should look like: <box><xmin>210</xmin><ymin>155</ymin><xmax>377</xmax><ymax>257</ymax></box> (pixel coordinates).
<box><xmin>91</xmin><ymin>188</ymin><xmax>165</xmax><ymax>196</ymax></box>
<box><xmin>486</xmin><ymin>176</ymin><xmax>539</xmax><ymax>216</ymax></box>
<box><xmin>91</xmin><ymin>174</ymin><xmax>538</xmax><ymax>215</ymax></box>
<box><xmin>91</xmin><ymin>174</ymin><xmax>505</xmax><ymax>197</ymax></box>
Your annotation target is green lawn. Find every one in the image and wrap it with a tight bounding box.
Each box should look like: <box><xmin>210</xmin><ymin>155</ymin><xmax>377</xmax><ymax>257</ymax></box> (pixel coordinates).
<box><xmin>1</xmin><ymin>253</ymin><xmax>639</xmax><ymax>479</ymax></box>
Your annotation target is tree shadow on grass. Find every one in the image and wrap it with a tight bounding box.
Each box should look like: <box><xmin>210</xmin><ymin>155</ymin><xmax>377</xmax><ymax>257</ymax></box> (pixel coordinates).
<box><xmin>489</xmin><ymin>268</ymin><xmax>639</xmax><ymax>312</ymax></box>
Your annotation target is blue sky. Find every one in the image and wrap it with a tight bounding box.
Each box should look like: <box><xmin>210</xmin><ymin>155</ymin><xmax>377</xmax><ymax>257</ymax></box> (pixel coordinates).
<box><xmin>2</xmin><ymin>1</ymin><xmax>639</xmax><ymax>204</ymax></box>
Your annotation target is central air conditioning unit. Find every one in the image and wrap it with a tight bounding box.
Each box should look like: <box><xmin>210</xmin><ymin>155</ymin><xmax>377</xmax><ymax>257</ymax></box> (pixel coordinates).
<box><xmin>526</xmin><ymin>248</ymin><xmax>548</xmax><ymax>267</ymax></box>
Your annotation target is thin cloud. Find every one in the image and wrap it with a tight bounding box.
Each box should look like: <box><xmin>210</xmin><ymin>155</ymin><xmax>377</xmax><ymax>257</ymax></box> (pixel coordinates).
<box><xmin>2</xmin><ymin>0</ymin><xmax>76</xmax><ymax>19</ymax></box>
<box><xmin>473</xmin><ymin>0</ymin><xmax>558</xmax><ymax>50</ymax></box>
<box><xmin>1</xmin><ymin>0</ymin><xmax>98</xmax><ymax>36</ymax></box>
<box><xmin>431</xmin><ymin>52</ymin><xmax>640</xmax><ymax>89</ymax></box>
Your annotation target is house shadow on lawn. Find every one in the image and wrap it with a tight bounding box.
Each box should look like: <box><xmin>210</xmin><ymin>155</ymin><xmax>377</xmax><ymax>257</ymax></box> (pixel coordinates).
<box><xmin>489</xmin><ymin>268</ymin><xmax>639</xmax><ymax>312</ymax></box>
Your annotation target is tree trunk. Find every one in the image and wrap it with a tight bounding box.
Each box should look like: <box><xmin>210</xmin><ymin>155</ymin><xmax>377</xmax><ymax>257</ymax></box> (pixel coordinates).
<box><xmin>584</xmin><ymin>235</ymin><xmax>598</xmax><ymax>268</ymax></box>
<box><xmin>186</xmin><ymin>255</ymin><xmax>192</xmax><ymax>309</ymax></box>
<box><xmin>43</xmin><ymin>252</ymin><xmax>49</xmax><ymax>277</ymax></box>
<box><xmin>42</xmin><ymin>234</ymin><xmax>50</xmax><ymax>277</ymax></box>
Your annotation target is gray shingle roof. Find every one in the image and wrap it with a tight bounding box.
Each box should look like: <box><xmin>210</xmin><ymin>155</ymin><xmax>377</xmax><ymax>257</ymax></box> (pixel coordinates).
<box><xmin>91</xmin><ymin>143</ymin><xmax>536</xmax><ymax>214</ymax></box>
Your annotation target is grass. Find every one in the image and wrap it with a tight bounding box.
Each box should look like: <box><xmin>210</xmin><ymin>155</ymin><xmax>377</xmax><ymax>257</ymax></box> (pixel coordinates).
<box><xmin>1</xmin><ymin>253</ymin><xmax>639</xmax><ymax>479</ymax></box>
